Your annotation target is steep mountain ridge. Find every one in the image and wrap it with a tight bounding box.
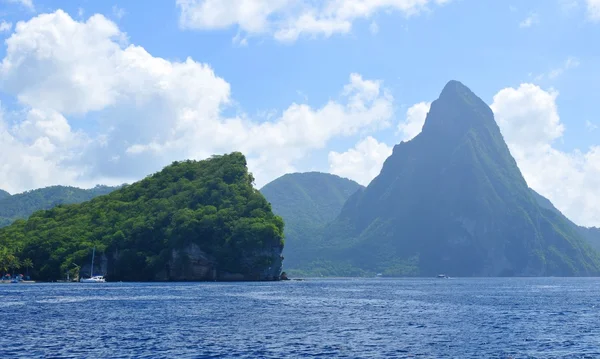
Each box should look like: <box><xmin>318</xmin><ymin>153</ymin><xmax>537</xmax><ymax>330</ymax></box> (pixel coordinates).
<box><xmin>530</xmin><ymin>189</ymin><xmax>600</xmax><ymax>252</ymax></box>
<box><xmin>308</xmin><ymin>80</ymin><xmax>600</xmax><ymax>276</ymax></box>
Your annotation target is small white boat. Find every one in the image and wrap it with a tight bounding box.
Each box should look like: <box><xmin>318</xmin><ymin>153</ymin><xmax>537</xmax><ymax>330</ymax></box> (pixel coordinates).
<box><xmin>80</xmin><ymin>246</ymin><xmax>106</xmax><ymax>283</ymax></box>
<box><xmin>80</xmin><ymin>275</ymin><xmax>106</xmax><ymax>283</ymax></box>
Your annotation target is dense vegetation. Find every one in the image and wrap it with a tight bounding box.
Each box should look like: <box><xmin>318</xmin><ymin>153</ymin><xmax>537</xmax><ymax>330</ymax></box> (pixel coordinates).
<box><xmin>0</xmin><ymin>185</ymin><xmax>119</xmax><ymax>228</ymax></box>
<box><xmin>531</xmin><ymin>189</ymin><xmax>600</xmax><ymax>252</ymax></box>
<box><xmin>0</xmin><ymin>153</ymin><xmax>285</xmax><ymax>281</ymax></box>
<box><xmin>580</xmin><ymin>227</ymin><xmax>600</xmax><ymax>252</ymax></box>
<box><xmin>288</xmin><ymin>80</ymin><xmax>600</xmax><ymax>277</ymax></box>
<box><xmin>260</xmin><ymin>172</ymin><xmax>362</xmax><ymax>272</ymax></box>
<box><xmin>0</xmin><ymin>189</ymin><xmax>10</xmax><ymax>200</ymax></box>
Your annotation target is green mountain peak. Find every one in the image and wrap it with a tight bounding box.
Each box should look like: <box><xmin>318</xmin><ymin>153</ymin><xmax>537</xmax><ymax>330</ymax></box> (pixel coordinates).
<box><xmin>289</xmin><ymin>81</ymin><xmax>600</xmax><ymax>277</ymax></box>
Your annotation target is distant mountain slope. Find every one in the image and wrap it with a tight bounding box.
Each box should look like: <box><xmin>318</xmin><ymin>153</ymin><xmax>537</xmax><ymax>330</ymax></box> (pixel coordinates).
<box><xmin>260</xmin><ymin>172</ymin><xmax>363</xmax><ymax>269</ymax></box>
<box><xmin>0</xmin><ymin>185</ymin><xmax>121</xmax><ymax>228</ymax></box>
<box><xmin>0</xmin><ymin>153</ymin><xmax>284</xmax><ymax>282</ymax></box>
<box><xmin>580</xmin><ymin>227</ymin><xmax>600</xmax><ymax>252</ymax></box>
<box><xmin>301</xmin><ymin>80</ymin><xmax>600</xmax><ymax>277</ymax></box>
<box><xmin>0</xmin><ymin>190</ymin><xmax>10</xmax><ymax>200</ymax></box>
<box><xmin>530</xmin><ymin>189</ymin><xmax>600</xmax><ymax>252</ymax></box>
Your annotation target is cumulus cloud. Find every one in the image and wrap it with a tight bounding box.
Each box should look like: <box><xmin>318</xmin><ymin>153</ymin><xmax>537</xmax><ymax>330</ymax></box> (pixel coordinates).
<box><xmin>491</xmin><ymin>83</ymin><xmax>600</xmax><ymax>227</ymax></box>
<box><xmin>0</xmin><ymin>106</ymin><xmax>87</xmax><ymax>193</ymax></box>
<box><xmin>588</xmin><ymin>0</ymin><xmax>600</xmax><ymax>20</ymax></box>
<box><xmin>176</xmin><ymin>0</ymin><xmax>451</xmax><ymax>43</ymax></box>
<box><xmin>0</xmin><ymin>21</ymin><xmax>12</xmax><ymax>32</ymax></box>
<box><xmin>328</xmin><ymin>136</ymin><xmax>392</xmax><ymax>186</ymax></box>
<box><xmin>0</xmin><ymin>10</ymin><xmax>394</xmax><ymax>192</ymax></box>
<box><xmin>397</xmin><ymin>101</ymin><xmax>431</xmax><ymax>141</ymax></box>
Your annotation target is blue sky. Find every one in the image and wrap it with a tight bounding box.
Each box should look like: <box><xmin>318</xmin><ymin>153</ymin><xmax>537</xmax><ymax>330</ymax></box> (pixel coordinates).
<box><xmin>0</xmin><ymin>0</ymin><xmax>599</xmax><ymax>226</ymax></box>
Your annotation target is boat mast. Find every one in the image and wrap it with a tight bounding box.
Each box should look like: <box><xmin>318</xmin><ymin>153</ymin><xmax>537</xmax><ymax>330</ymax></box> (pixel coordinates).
<box><xmin>90</xmin><ymin>247</ymin><xmax>95</xmax><ymax>277</ymax></box>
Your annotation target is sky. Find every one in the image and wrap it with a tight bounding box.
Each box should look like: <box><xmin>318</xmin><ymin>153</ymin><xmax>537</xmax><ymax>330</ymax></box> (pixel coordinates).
<box><xmin>0</xmin><ymin>0</ymin><xmax>598</xmax><ymax>227</ymax></box>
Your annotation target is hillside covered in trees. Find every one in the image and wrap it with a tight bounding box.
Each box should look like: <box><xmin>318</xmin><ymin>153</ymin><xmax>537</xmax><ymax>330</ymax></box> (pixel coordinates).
<box><xmin>260</xmin><ymin>172</ymin><xmax>362</xmax><ymax>269</ymax></box>
<box><xmin>0</xmin><ymin>185</ymin><xmax>120</xmax><ymax>228</ymax></box>
<box><xmin>0</xmin><ymin>153</ymin><xmax>285</xmax><ymax>282</ymax></box>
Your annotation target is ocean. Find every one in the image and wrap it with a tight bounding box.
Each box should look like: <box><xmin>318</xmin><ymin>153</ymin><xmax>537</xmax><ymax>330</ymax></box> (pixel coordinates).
<box><xmin>1</xmin><ymin>278</ymin><xmax>599</xmax><ymax>358</ymax></box>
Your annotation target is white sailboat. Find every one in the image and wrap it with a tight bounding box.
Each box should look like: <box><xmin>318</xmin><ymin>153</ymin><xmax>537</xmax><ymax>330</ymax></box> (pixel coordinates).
<box><xmin>80</xmin><ymin>247</ymin><xmax>106</xmax><ymax>283</ymax></box>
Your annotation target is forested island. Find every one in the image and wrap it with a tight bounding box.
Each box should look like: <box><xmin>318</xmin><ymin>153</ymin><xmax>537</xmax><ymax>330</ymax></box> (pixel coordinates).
<box><xmin>2</xmin><ymin>81</ymin><xmax>600</xmax><ymax>281</ymax></box>
<box><xmin>0</xmin><ymin>153</ymin><xmax>285</xmax><ymax>282</ymax></box>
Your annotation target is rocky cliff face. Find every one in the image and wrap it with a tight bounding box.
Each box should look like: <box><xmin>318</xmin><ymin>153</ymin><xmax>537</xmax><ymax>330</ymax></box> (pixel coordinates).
<box><xmin>164</xmin><ymin>243</ymin><xmax>283</xmax><ymax>281</ymax></box>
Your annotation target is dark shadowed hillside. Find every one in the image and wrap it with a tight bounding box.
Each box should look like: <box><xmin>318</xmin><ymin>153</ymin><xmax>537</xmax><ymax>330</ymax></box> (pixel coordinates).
<box><xmin>261</xmin><ymin>172</ymin><xmax>362</xmax><ymax>269</ymax></box>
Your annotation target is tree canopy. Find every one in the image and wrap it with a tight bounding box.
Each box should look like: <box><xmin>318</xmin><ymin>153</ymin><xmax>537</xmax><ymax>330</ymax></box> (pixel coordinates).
<box><xmin>0</xmin><ymin>152</ymin><xmax>284</xmax><ymax>281</ymax></box>
<box><xmin>0</xmin><ymin>185</ymin><xmax>120</xmax><ymax>228</ymax></box>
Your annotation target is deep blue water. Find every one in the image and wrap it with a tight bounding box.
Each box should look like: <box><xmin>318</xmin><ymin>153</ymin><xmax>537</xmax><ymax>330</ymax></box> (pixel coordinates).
<box><xmin>1</xmin><ymin>278</ymin><xmax>599</xmax><ymax>358</ymax></box>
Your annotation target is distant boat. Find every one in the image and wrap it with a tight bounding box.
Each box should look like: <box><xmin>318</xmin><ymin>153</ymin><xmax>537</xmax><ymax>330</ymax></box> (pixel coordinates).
<box><xmin>80</xmin><ymin>247</ymin><xmax>106</xmax><ymax>283</ymax></box>
<box><xmin>81</xmin><ymin>275</ymin><xmax>105</xmax><ymax>283</ymax></box>
<box><xmin>437</xmin><ymin>274</ymin><xmax>448</xmax><ymax>278</ymax></box>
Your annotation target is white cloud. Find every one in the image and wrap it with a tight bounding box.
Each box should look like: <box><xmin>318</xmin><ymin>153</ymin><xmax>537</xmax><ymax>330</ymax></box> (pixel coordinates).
<box><xmin>397</xmin><ymin>101</ymin><xmax>431</xmax><ymax>141</ymax></box>
<box><xmin>0</xmin><ymin>105</ymin><xmax>90</xmax><ymax>193</ymax></box>
<box><xmin>588</xmin><ymin>0</ymin><xmax>600</xmax><ymax>20</ymax></box>
<box><xmin>0</xmin><ymin>10</ymin><xmax>394</xmax><ymax>192</ymax></box>
<box><xmin>0</xmin><ymin>20</ymin><xmax>12</xmax><ymax>32</ymax></box>
<box><xmin>6</xmin><ymin>0</ymin><xmax>34</xmax><ymax>11</ymax></box>
<box><xmin>491</xmin><ymin>83</ymin><xmax>600</xmax><ymax>227</ymax></box>
<box><xmin>328</xmin><ymin>136</ymin><xmax>392</xmax><ymax>186</ymax></box>
<box><xmin>112</xmin><ymin>5</ymin><xmax>126</xmax><ymax>20</ymax></box>
<box><xmin>176</xmin><ymin>0</ymin><xmax>451</xmax><ymax>43</ymax></box>
<box><xmin>535</xmin><ymin>56</ymin><xmax>580</xmax><ymax>81</ymax></box>
<box><xmin>586</xmin><ymin>120</ymin><xmax>598</xmax><ymax>132</ymax></box>
<box><xmin>369</xmin><ymin>21</ymin><xmax>379</xmax><ymax>34</ymax></box>
<box><xmin>559</xmin><ymin>0</ymin><xmax>579</xmax><ymax>12</ymax></box>
<box><xmin>519</xmin><ymin>13</ymin><xmax>539</xmax><ymax>28</ymax></box>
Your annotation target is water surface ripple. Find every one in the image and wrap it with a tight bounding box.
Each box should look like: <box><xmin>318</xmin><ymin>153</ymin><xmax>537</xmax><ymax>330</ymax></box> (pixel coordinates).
<box><xmin>1</xmin><ymin>278</ymin><xmax>599</xmax><ymax>358</ymax></box>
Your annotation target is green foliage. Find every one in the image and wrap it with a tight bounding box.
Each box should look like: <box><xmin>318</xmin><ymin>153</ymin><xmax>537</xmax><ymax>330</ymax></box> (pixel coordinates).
<box><xmin>0</xmin><ymin>189</ymin><xmax>10</xmax><ymax>200</ymax></box>
<box><xmin>0</xmin><ymin>152</ymin><xmax>284</xmax><ymax>281</ymax></box>
<box><xmin>0</xmin><ymin>185</ymin><xmax>120</xmax><ymax>228</ymax></box>
<box><xmin>579</xmin><ymin>227</ymin><xmax>600</xmax><ymax>252</ymax></box>
<box><xmin>260</xmin><ymin>172</ymin><xmax>362</xmax><ymax>269</ymax></box>
<box><xmin>0</xmin><ymin>247</ymin><xmax>21</xmax><ymax>274</ymax></box>
<box><xmin>531</xmin><ymin>189</ymin><xmax>600</xmax><ymax>254</ymax></box>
